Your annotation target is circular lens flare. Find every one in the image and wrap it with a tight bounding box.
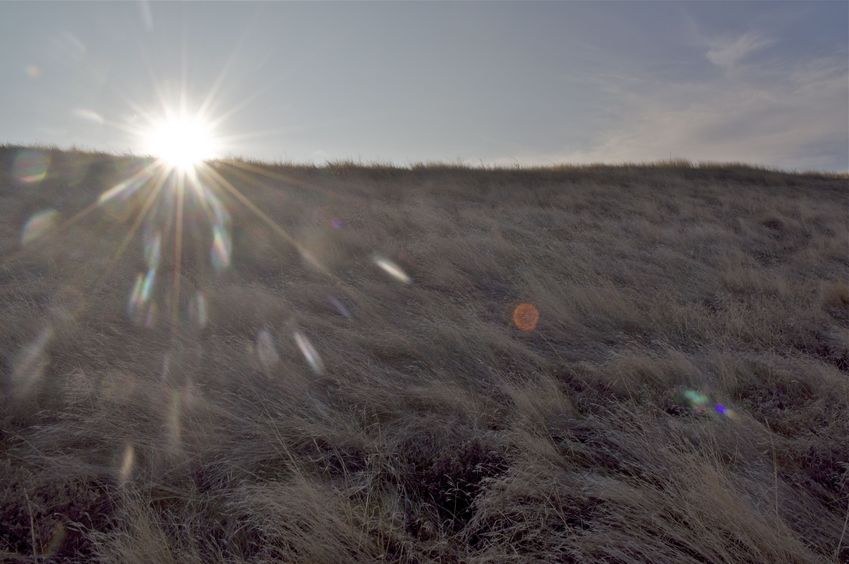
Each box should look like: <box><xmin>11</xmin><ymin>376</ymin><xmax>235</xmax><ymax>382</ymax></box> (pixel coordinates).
<box><xmin>512</xmin><ymin>303</ymin><xmax>540</xmax><ymax>332</ymax></box>
<box><xmin>142</xmin><ymin>112</ymin><xmax>218</xmax><ymax>172</ymax></box>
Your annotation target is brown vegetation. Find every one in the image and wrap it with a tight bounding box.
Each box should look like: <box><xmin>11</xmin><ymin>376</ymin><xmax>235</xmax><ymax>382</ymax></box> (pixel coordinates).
<box><xmin>1</xmin><ymin>146</ymin><xmax>848</xmax><ymax>562</ymax></box>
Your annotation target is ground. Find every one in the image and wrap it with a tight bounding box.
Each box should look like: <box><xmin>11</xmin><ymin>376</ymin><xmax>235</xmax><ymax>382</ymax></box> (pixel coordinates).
<box><xmin>1</xmin><ymin>146</ymin><xmax>848</xmax><ymax>562</ymax></box>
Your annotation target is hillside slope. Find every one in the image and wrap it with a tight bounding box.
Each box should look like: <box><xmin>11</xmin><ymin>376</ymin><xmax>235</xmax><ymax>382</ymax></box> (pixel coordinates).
<box><xmin>1</xmin><ymin>146</ymin><xmax>848</xmax><ymax>562</ymax></box>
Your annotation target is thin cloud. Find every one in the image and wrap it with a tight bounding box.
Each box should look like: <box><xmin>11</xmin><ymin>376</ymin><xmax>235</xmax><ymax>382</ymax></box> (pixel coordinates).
<box><xmin>49</xmin><ymin>32</ymin><xmax>87</xmax><ymax>64</ymax></box>
<box><xmin>706</xmin><ymin>32</ymin><xmax>772</xmax><ymax>70</ymax></box>
<box><xmin>138</xmin><ymin>0</ymin><xmax>154</xmax><ymax>31</ymax></box>
<box><xmin>511</xmin><ymin>54</ymin><xmax>848</xmax><ymax>172</ymax></box>
<box><xmin>73</xmin><ymin>109</ymin><xmax>105</xmax><ymax>125</ymax></box>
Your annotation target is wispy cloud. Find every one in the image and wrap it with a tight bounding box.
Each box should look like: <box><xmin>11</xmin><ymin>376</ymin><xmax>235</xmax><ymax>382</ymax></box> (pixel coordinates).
<box><xmin>508</xmin><ymin>47</ymin><xmax>848</xmax><ymax>172</ymax></box>
<box><xmin>706</xmin><ymin>32</ymin><xmax>772</xmax><ymax>70</ymax></box>
<box><xmin>138</xmin><ymin>1</ymin><xmax>154</xmax><ymax>31</ymax></box>
<box><xmin>49</xmin><ymin>32</ymin><xmax>87</xmax><ymax>64</ymax></box>
<box><xmin>565</xmin><ymin>60</ymin><xmax>846</xmax><ymax>170</ymax></box>
<box><xmin>73</xmin><ymin>108</ymin><xmax>105</xmax><ymax>125</ymax></box>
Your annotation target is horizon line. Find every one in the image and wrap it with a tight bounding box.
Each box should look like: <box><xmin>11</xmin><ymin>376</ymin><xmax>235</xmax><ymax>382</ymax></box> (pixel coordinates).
<box><xmin>2</xmin><ymin>143</ymin><xmax>847</xmax><ymax>178</ymax></box>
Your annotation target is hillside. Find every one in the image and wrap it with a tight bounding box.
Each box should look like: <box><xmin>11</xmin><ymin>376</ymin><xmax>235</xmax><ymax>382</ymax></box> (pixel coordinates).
<box><xmin>1</xmin><ymin>146</ymin><xmax>848</xmax><ymax>562</ymax></box>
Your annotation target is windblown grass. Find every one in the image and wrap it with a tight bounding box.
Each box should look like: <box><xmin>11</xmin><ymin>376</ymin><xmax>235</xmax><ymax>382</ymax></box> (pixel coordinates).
<box><xmin>1</xmin><ymin>146</ymin><xmax>848</xmax><ymax>562</ymax></box>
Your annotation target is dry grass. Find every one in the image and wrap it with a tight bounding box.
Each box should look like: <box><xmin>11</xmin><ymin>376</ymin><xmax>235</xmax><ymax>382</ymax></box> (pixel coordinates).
<box><xmin>1</xmin><ymin>145</ymin><xmax>848</xmax><ymax>562</ymax></box>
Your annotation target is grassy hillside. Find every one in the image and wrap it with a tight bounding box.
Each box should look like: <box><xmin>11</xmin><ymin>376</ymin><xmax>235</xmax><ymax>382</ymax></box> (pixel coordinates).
<box><xmin>1</xmin><ymin>146</ymin><xmax>848</xmax><ymax>562</ymax></box>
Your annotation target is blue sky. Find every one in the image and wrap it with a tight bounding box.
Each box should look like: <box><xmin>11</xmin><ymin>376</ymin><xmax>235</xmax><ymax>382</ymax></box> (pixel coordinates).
<box><xmin>1</xmin><ymin>1</ymin><xmax>846</xmax><ymax>171</ymax></box>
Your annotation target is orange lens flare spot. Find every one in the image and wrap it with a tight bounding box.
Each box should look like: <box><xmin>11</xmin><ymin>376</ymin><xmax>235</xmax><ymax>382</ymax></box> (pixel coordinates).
<box><xmin>512</xmin><ymin>303</ymin><xmax>539</xmax><ymax>332</ymax></box>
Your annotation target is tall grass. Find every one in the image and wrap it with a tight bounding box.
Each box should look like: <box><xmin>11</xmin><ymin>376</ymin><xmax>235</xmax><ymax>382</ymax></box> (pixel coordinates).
<box><xmin>1</xmin><ymin>146</ymin><xmax>848</xmax><ymax>562</ymax></box>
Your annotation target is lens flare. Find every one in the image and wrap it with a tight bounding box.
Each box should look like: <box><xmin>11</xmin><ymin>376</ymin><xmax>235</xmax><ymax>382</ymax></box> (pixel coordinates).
<box><xmin>141</xmin><ymin>111</ymin><xmax>218</xmax><ymax>172</ymax></box>
<box><xmin>328</xmin><ymin>295</ymin><xmax>352</xmax><ymax>319</ymax></box>
<box><xmin>143</xmin><ymin>229</ymin><xmax>162</xmax><ymax>270</ymax></box>
<box><xmin>682</xmin><ymin>389</ymin><xmax>737</xmax><ymax>419</ymax></box>
<box><xmin>98</xmin><ymin>172</ymin><xmax>151</xmax><ymax>207</ymax></box>
<box><xmin>211</xmin><ymin>224</ymin><xmax>232</xmax><ymax>271</ymax></box>
<box><xmin>714</xmin><ymin>403</ymin><xmax>737</xmax><ymax>419</ymax></box>
<box><xmin>11</xmin><ymin>327</ymin><xmax>53</xmax><ymax>398</ymax></box>
<box><xmin>683</xmin><ymin>389</ymin><xmax>709</xmax><ymax>409</ymax></box>
<box><xmin>128</xmin><ymin>268</ymin><xmax>157</xmax><ymax>326</ymax></box>
<box><xmin>374</xmin><ymin>255</ymin><xmax>411</xmax><ymax>284</ymax></box>
<box><xmin>21</xmin><ymin>209</ymin><xmax>59</xmax><ymax>245</ymax></box>
<box><xmin>55</xmin><ymin>91</ymin><xmax>387</xmax><ymax>380</ymax></box>
<box><xmin>294</xmin><ymin>331</ymin><xmax>324</xmax><ymax>375</ymax></box>
<box><xmin>143</xmin><ymin>302</ymin><xmax>158</xmax><ymax>328</ymax></box>
<box><xmin>91</xmin><ymin>151</ymin><xmax>235</xmax><ymax>329</ymax></box>
<box><xmin>12</xmin><ymin>149</ymin><xmax>50</xmax><ymax>184</ymax></box>
<box><xmin>140</xmin><ymin>269</ymin><xmax>156</xmax><ymax>304</ymax></box>
<box><xmin>118</xmin><ymin>443</ymin><xmax>135</xmax><ymax>485</ymax></box>
<box><xmin>512</xmin><ymin>303</ymin><xmax>540</xmax><ymax>332</ymax></box>
<box><xmin>189</xmin><ymin>291</ymin><xmax>208</xmax><ymax>329</ymax></box>
<box><xmin>256</xmin><ymin>328</ymin><xmax>279</xmax><ymax>371</ymax></box>
<box><xmin>202</xmin><ymin>187</ymin><xmax>233</xmax><ymax>272</ymax></box>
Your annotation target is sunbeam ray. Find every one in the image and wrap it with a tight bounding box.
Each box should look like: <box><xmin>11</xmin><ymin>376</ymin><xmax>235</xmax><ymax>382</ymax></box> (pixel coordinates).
<box><xmin>199</xmin><ymin>165</ymin><xmax>328</xmax><ymax>274</ymax></box>
<box><xmin>170</xmin><ymin>173</ymin><xmax>185</xmax><ymax>331</ymax></box>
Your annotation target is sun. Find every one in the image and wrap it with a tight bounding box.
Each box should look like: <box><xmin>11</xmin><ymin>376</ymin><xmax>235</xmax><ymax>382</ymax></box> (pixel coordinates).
<box><xmin>142</xmin><ymin>112</ymin><xmax>219</xmax><ymax>172</ymax></box>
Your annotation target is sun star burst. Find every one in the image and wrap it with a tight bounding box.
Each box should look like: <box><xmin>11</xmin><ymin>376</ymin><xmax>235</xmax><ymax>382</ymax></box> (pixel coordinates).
<box><xmin>141</xmin><ymin>111</ymin><xmax>219</xmax><ymax>172</ymax></box>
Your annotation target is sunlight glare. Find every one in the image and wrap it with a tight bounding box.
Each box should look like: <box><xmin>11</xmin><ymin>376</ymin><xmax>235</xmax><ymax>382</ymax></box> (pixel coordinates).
<box><xmin>142</xmin><ymin>112</ymin><xmax>218</xmax><ymax>172</ymax></box>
